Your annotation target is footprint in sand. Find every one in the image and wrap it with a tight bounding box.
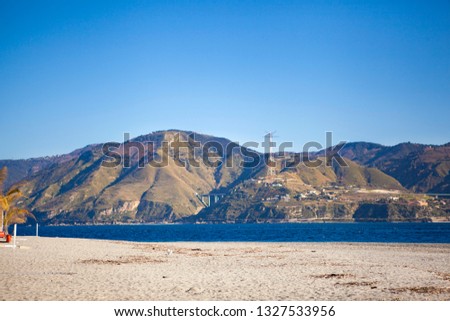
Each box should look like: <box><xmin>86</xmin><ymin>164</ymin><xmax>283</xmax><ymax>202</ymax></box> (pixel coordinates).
<box><xmin>186</xmin><ymin>286</ymin><xmax>204</xmax><ymax>295</ymax></box>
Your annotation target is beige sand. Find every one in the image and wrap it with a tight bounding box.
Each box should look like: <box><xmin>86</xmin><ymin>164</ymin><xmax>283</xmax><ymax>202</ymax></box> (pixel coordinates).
<box><xmin>1</xmin><ymin>237</ymin><xmax>449</xmax><ymax>300</ymax></box>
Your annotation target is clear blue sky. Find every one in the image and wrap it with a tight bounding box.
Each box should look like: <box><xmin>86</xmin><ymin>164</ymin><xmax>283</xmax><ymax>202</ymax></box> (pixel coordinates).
<box><xmin>1</xmin><ymin>0</ymin><xmax>449</xmax><ymax>159</ymax></box>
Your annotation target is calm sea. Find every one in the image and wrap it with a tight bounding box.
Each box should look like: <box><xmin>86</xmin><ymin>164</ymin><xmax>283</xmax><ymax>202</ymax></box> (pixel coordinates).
<box><xmin>15</xmin><ymin>223</ymin><xmax>450</xmax><ymax>243</ymax></box>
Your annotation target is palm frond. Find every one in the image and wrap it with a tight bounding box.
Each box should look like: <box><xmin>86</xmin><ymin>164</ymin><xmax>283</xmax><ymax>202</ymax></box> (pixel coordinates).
<box><xmin>0</xmin><ymin>196</ymin><xmax>8</xmax><ymax>210</ymax></box>
<box><xmin>5</xmin><ymin>207</ymin><xmax>36</xmax><ymax>225</ymax></box>
<box><xmin>5</xmin><ymin>188</ymin><xmax>23</xmax><ymax>203</ymax></box>
<box><xmin>6</xmin><ymin>187</ymin><xmax>21</xmax><ymax>197</ymax></box>
<box><xmin>0</xmin><ymin>167</ymin><xmax>7</xmax><ymax>191</ymax></box>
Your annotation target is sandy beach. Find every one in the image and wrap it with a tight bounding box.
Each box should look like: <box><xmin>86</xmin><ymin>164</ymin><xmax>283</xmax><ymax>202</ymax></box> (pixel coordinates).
<box><xmin>1</xmin><ymin>237</ymin><xmax>449</xmax><ymax>301</ymax></box>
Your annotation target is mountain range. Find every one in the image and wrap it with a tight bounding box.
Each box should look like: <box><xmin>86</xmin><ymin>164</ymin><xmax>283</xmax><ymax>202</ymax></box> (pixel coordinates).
<box><xmin>330</xmin><ymin>142</ymin><xmax>450</xmax><ymax>193</ymax></box>
<box><xmin>1</xmin><ymin>130</ymin><xmax>449</xmax><ymax>224</ymax></box>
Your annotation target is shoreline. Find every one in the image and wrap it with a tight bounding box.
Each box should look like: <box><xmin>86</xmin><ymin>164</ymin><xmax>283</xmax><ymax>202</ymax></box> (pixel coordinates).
<box><xmin>5</xmin><ymin>236</ymin><xmax>450</xmax><ymax>246</ymax></box>
<box><xmin>22</xmin><ymin>219</ymin><xmax>450</xmax><ymax>227</ymax></box>
<box><xmin>1</xmin><ymin>237</ymin><xmax>450</xmax><ymax>301</ymax></box>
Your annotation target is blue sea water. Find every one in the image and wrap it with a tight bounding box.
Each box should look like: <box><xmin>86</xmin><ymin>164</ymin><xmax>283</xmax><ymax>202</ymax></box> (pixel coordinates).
<box><xmin>15</xmin><ymin>223</ymin><xmax>450</xmax><ymax>243</ymax></box>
